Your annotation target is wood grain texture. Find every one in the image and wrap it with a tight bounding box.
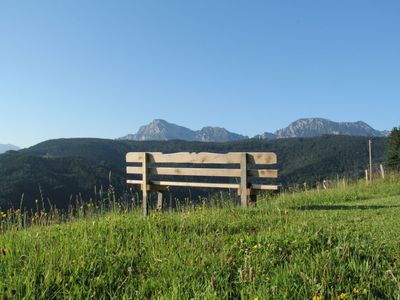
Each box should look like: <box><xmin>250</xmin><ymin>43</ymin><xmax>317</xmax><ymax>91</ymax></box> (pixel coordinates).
<box><xmin>142</xmin><ymin>152</ymin><xmax>149</xmax><ymax>217</ymax></box>
<box><xmin>149</xmin><ymin>180</ymin><xmax>240</xmax><ymax>189</ymax></box>
<box><xmin>126</xmin><ymin>152</ymin><xmax>277</xmax><ymax>165</ymax></box>
<box><xmin>240</xmin><ymin>153</ymin><xmax>249</xmax><ymax>207</ymax></box>
<box><xmin>149</xmin><ymin>167</ymin><xmax>240</xmax><ymax>177</ymax></box>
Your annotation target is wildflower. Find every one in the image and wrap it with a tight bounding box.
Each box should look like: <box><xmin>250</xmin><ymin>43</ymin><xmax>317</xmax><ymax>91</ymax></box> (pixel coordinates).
<box><xmin>312</xmin><ymin>296</ymin><xmax>322</xmax><ymax>300</ymax></box>
<box><xmin>353</xmin><ymin>288</ymin><xmax>360</xmax><ymax>294</ymax></box>
<box><xmin>252</xmin><ymin>245</ymin><xmax>258</xmax><ymax>250</ymax></box>
<box><xmin>254</xmin><ymin>297</ymin><xmax>259</xmax><ymax>300</ymax></box>
<box><xmin>339</xmin><ymin>293</ymin><xmax>348</xmax><ymax>299</ymax></box>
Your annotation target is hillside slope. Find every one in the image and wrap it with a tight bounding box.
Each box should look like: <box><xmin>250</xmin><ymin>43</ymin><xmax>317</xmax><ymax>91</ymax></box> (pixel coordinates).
<box><xmin>0</xmin><ymin>136</ymin><xmax>388</xmax><ymax>209</ymax></box>
<box><xmin>0</xmin><ymin>179</ymin><xmax>399</xmax><ymax>299</ymax></box>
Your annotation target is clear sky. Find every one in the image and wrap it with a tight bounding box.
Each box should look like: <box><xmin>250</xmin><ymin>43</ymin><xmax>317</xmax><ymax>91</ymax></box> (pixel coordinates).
<box><xmin>0</xmin><ymin>1</ymin><xmax>399</xmax><ymax>148</ymax></box>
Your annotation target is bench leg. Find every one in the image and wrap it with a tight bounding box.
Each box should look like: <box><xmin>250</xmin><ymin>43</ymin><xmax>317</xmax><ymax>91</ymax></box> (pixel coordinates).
<box><xmin>143</xmin><ymin>190</ymin><xmax>148</xmax><ymax>217</ymax></box>
<box><xmin>157</xmin><ymin>191</ymin><xmax>163</xmax><ymax>211</ymax></box>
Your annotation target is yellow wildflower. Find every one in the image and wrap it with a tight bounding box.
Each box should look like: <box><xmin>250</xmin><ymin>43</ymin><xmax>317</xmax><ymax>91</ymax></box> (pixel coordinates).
<box><xmin>353</xmin><ymin>288</ymin><xmax>360</xmax><ymax>294</ymax></box>
<box><xmin>339</xmin><ymin>293</ymin><xmax>348</xmax><ymax>300</ymax></box>
<box><xmin>312</xmin><ymin>296</ymin><xmax>322</xmax><ymax>300</ymax></box>
<box><xmin>254</xmin><ymin>297</ymin><xmax>259</xmax><ymax>300</ymax></box>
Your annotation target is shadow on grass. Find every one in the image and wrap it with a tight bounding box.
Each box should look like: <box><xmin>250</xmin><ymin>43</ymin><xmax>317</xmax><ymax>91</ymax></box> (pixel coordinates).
<box><xmin>291</xmin><ymin>204</ymin><xmax>400</xmax><ymax>211</ymax></box>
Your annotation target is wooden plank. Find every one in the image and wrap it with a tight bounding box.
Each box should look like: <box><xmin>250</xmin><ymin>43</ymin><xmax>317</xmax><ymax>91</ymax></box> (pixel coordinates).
<box><xmin>126</xmin><ymin>152</ymin><xmax>149</xmax><ymax>163</ymax></box>
<box><xmin>129</xmin><ymin>166</ymin><xmax>277</xmax><ymax>178</ymax></box>
<box><xmin>251</xmin><ymin>184</ymin><xmax>279</xmax><ymax>190</ymax></box>
<box><xmin>128</xmin><ymin>152</ymin><xmax>241</xmax><ymax>164</ymax></box>
<box><xmin>149</xmin><ymin>167</ymin><xmax>240</xmax><ymax>177</ymax></box>
<box><xmin>249</xmin><ymin>169</ymin><xmax>278</xmax><ymax>178</ymax></box>
<box><xmin>126</xmin><ymin>166</ymin><xmax>143</xmax><ymax>175</ymax></box>
<box><xmin>127</xmin><ymin>152</ymin><xmax>277</xmax><ymax>165</ymax></box>
<box><xmin>149</xmin><ymin>180</ymin><xmax>240</xmax><ymax>189</ymax></box>
<box><xmin>149</xmin><ymin>152</ymin><xmax>242</xmax><ymax>164</ymax></box>
<box><xmin>127</xmin><ymin>179</ymin><xmax>143</xmax><ymax>185</ymax></box>
<box><xmin>240</xmin><ymin>153</ymin><xmax>249</xmax><ymax>207</ymax></box>
<box><xmin>142</xmin><ymin>152</ymin><xmax>149</xmax><ymax>217</ymax></box>
<box><xmin>247</xmin><ymin>152</ymin><xmax>277</xmax><ymax>165</ymax></box>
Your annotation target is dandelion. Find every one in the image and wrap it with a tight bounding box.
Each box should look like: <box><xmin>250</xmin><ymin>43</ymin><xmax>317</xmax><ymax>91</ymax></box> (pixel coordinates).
<box><xmin>339</xmin><ymin>292</ymin><xmax>348</xmax><ymax>300</ymax></box>
<box><xmin>312</xmin><ymin>296</ymin><xmax>322</xmax><ymax>300</ymax></box>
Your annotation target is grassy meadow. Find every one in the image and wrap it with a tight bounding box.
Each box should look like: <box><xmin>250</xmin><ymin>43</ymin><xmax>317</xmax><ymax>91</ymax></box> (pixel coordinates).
<box><xmin>0</xmin><ymin>177</ymin><xmax>400</xmax><ymax>299</ymax></box>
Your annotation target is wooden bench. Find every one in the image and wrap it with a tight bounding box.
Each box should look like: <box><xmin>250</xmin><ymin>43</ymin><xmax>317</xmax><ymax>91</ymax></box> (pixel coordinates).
<box><xmin>126</xmin><ymin>152</ymin><xmax>278</xmax><ymax>216</ymax></box>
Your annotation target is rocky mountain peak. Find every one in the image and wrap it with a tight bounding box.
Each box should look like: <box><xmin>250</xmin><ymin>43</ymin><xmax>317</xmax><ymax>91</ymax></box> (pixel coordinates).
<box><xmin>275</xmin><ymin>118</ymin><xmax>384</xmax><ymax>138</ymax></box>
<box><xmin>119</xmin><ymin>120</ymin><xmax>247</xmax><ymax>142</ymax></box>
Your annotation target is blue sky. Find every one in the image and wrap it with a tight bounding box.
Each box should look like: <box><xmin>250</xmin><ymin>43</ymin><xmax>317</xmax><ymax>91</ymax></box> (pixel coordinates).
<box><xmin>0</xmin><ymin>1</ymin><xmax>399</xmax><ymax>148</ymax></box>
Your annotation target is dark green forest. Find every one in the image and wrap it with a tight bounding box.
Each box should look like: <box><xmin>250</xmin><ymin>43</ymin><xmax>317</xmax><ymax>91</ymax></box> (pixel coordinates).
<box><xmin>0</xmin><ymin>136</ymin><xmax>387</xmax><ymax>209</ymax></box>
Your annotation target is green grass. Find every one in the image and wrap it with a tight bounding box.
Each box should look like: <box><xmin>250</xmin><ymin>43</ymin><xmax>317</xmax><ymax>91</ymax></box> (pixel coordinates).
<box><xmin>1</xmin><ymin>178</ymin><xmax>400</xmax><ymax>299</ymax></box>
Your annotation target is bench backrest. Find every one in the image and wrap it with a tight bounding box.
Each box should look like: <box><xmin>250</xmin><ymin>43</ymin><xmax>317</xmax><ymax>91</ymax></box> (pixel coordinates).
<box><xmin>126</xmin><ymin>152</ymin><xmax>278</xmax><ymax>215</ymax></box>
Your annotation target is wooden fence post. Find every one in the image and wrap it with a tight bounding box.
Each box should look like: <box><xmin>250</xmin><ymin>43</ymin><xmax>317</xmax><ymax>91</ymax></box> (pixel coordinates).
<box><xmin>380</xmin><ymin>164</ymin><xmax>385</xmax><ymax>179</ymax></box>
<box><xmin>240</xmin><ymin>152</ymin><xmax>249</xmax><ymax>207</ymax></box>
<box><xmin>142</xmin><ymin>152</ymin><xmax>149</xmax><ymax>217</ymax></box>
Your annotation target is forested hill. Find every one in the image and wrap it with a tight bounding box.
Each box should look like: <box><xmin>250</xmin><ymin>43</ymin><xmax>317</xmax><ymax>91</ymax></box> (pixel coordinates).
<box><xmin>0</xmin><ymin>136</ymin><xmax>388</xmax><ymax>209</ymax></box>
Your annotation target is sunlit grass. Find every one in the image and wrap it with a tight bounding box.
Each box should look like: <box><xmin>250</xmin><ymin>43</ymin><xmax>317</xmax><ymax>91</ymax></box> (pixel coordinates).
<box><xmin>1</xmin><ymin>177</ymin><xmax>400</xmax><ymax>299</ymax></box>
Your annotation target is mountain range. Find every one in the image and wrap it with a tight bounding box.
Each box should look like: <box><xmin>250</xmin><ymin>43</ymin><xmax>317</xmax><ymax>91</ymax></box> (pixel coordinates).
<box><xmin>0</xmin><ymin>144</ymin><xmax>20</xmax><ymax>154</ymax></box>
<box><xmin>119</xmin><ymin>119</ymin><xmax>247</xmax><ymax>142</ymax></box>
<box><xmin>119</xmin><ymin>118</ymin><xmax>389</xmax><ymax>142</ymax></box>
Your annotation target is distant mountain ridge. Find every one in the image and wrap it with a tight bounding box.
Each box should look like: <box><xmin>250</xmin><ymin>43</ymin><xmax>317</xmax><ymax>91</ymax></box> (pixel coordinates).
<box><xmin>256</xmin><ymin>118</ymin><xmax>389</xmax><ymax>140</ymax></box>
<box><xmin>119</xmin><ymin>119</ymin><xmax>248</xmax><ymax>142</ymax></box>
<box><xmin>0</xmin><ymin>144</ymin><xmax>20</xmax><ymax>154</ymax></box>
<box><xmin>120</xmin><ymin>118</ymin><xmax>389</xmax><ymax>142</ymax></box>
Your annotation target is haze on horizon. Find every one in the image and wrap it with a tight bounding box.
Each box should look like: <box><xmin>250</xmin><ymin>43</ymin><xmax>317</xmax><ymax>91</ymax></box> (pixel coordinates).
<box><xmin>0</xmin><ymin>1</ymin><xmax>399</xmax><ymax>148</ymax></box>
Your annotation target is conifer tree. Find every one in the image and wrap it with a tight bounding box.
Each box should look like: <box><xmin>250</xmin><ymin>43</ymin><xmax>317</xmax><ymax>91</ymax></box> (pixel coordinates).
<box><xmin>386</xmin><ymin>127</ymin><xmax>400</xmax><ymax>171</ymax></box>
